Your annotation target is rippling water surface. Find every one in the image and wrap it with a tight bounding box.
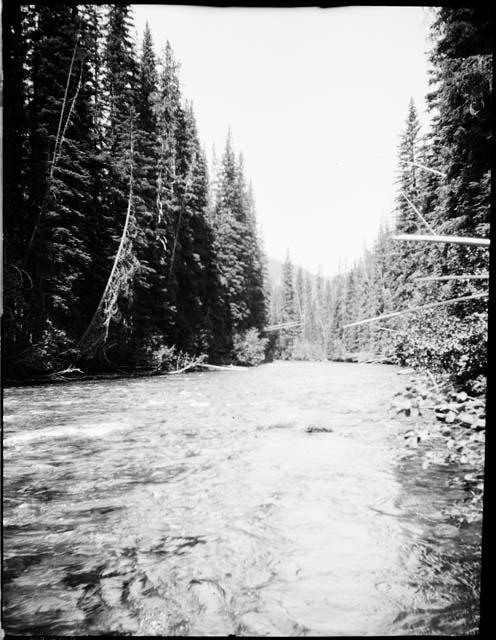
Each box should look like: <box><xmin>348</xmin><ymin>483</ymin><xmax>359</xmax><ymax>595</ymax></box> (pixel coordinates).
<box><xmin>3</xmin><ymin>361</ymin><xmax>481</xmax><ymax>635</ymax></box>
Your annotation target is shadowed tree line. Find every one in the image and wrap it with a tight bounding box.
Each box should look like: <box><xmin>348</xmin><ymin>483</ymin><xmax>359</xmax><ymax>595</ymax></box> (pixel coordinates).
<box><xmin>3</xmin><ymin>4</ymin><xmax>268</xmax><ymax>377</ymax></box>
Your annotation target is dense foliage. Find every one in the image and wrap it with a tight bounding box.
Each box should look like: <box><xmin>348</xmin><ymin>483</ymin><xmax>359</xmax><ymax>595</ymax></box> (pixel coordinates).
<box><xmin>3</xmin><ymin>7</ymin><xmax>489</xmax><ymax>388</ymax></box>
<box><xmin>269</xmin><ymin>7</ymin><xmax>490</xmax><ymax>391</ymax></box>
<box><xmin>3</xmin><ymin>5</ymin><xmax>268</xmax><ymax>377</ymax></box>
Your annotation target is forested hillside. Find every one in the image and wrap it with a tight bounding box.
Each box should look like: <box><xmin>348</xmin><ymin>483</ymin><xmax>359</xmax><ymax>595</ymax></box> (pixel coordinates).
<box><xmin>270</xmin><ymin>7</ymin><xmax>490</xmax><ymax>392</ymax></box>
<box><xmin>3</xmin><ymin>5</ymin><xmax>268</xmax><ymax>377</ymax></box>
<box><xmin>3</xmin><ymin>6</ymin><xmax>490</xmax><ymax>391</ymax></box>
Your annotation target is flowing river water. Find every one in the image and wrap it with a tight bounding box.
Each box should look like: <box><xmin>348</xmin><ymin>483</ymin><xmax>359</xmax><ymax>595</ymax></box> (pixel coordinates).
<box><xmin>3</xmin><ymin>361</ymin><xmax>482</xmax><ymax>636</ymax></box>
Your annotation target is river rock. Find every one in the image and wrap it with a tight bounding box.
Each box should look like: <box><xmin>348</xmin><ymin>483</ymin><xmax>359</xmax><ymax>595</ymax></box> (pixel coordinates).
<box><xmin>305</xmin><ymin>425</ymin><xmax>333</xmax><ymax>433</ymax></box>
<box><xmin>239</xmin><ymin>612</ymin><xmax>275</xmax><ymax>635</ymax></box>
<box><xmin>445</xmin><ymin>411</ymin><xmax>456</xmax><ymax>424</ymax></box>
<box><xmin>433</xmin><ymin>523</ymin><xmax>459</xmax><ymax>538</ymax></box>
<box><xmin>458</xmin><ymin>412</ymin><xmax>474</xmax><ymax>427</ymax></box>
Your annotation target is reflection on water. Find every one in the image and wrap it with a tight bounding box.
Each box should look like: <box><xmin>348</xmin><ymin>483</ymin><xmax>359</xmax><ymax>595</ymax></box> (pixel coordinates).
<box><xmin>3</xmin><ymin>362</ymin><xmax>482</xmax><ymax>635</ymax></box>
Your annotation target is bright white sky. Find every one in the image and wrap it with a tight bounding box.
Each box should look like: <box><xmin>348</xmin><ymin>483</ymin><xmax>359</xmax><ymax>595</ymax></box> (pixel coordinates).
<box><xmin>133</xmin><ymin>5</ymin><xmax>434</xmax><ymax>277</ymax></box>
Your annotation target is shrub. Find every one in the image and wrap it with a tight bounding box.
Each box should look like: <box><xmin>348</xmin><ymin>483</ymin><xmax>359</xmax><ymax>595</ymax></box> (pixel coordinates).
<box><xmin>393</xmin><ymin>308</ymin><xmax>487</xmax><ymax>393</ymax></box>
<box><xmin>233</xmin><ymin>328</ymin><xmax>268</xmax><ymax>366</ymax></box>
<box><xmin>291</xmin><ymin>340</ymin><xmax>326</xmax><ymax>361</ymax></box>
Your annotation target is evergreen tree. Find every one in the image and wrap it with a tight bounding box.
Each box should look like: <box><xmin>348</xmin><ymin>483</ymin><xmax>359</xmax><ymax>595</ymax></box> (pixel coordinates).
<box><xmin>427</xmin><ymin>7</ymin><xmax>491</xmax><ymax>312</ymax></box>
<box><xmin>153</xmin><ymin>40</ymin><xmax>183</xmax><ymax>348</ymax></box>
<box><xmin>20</xmin><ymin>5</ymin><xmax>99</xmax><ymax>372</ymax></box>
<box><xmin>294</xmin><ymin>266</ymin><xmax>305</xmax><ymax>344</ymax></box>
<box><xmin>173</xmin><ymin>104</ymin><xmax>227</xmax><ymax>357</ymax></box>
<box><xmin>3</xmin><ymin>4</ymin><xmax>33</xmax><ymax>363</ymax></box>
<box><xmin>343</xmin><ymin>267</ymin><xmax>360</xmax><ymax>352</ymax></box>
<box><xmin>329</xmin><ymin>272</ymin><xmax>347</xmax><ymax>356</ymax></box>
<box><xmin>242</xmin><ymin>180</ymin><xmax>268</xmax><ymax>331</ymax></box>
<box><xmin>86</xmin><ymin>3</ymin><xmax>139</xmax><ymax>366</ymax></box>
<box><xmin>390</xmin><ymin>99</ymin><xmax>424</xmax><ymax>310</ymax></box>
<box><xmin>124</xmin><ymin>21</ymin><xmax>165</xmax><ymax>367</ymax></box>
<box><xmin>278</xmin><ymin>252</ymin><xmax>298</xmax><ymax>358</ymax></box>
<box><xmin>212</xmin><ymin>132</ymin><xmax>250</xmax><ymax>335</ymax></box>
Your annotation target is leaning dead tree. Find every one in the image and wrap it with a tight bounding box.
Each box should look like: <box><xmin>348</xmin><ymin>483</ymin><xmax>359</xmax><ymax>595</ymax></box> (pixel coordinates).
<box><xmin>415</xmin><ymin>274</ymin><xmax>489</xmax><ymax>282</ymax></box>
<box><xmin>393</xmin><ymin>233</ymin><xmax>490</xmax><ymax>247</ymax></box>
<box><xmin>404</xmin><ymin>160</ymin><xmax>447</xmax><ymax>178</ymax></box>
<box><xmin>24</xmin><ymin>28</ymin><xmax>83</xmax><ymax>262</ymax></box>
<box><xmin>264</xmin><ymin>321</ymin><xmax>303</xmax><ymax>332</ymax></box>
<box><xmin>77</xmin><ymin>124</ymin><xmax>139</xmax><ymax>357</ymax></box>
<box><xmin>343</xmin><ymin>292</ymin><xmax>488</xmax><ymax>329</ymax></box>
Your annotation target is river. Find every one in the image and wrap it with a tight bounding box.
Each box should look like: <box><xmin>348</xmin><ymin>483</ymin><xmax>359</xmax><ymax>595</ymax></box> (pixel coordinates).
<box><xmin>3</xmin><ymin>361</ymin><xmax>482</xmax><ymax>636</ymax></box>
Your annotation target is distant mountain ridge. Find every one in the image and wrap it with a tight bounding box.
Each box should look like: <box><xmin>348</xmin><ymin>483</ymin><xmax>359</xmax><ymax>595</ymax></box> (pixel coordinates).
<box><xmin>266</xmin><ymin>256</ymin><xmax>320</xmax><ymax>288</ymax></box>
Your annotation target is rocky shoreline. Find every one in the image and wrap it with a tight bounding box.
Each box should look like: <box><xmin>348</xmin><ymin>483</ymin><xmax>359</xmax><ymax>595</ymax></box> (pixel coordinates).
<box><xmin>391</xmin><ymin>372</ymin><xmax>485</xmax><ymax>524</ymax></box>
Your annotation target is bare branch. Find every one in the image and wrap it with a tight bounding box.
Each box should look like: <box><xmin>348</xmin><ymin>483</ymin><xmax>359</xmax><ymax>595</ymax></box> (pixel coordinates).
<box><xmin>265</xmin><ymin>321</ymin><xmax>303</xmax><ymax>332</ymax></box>
<box><xmin>400</xmin><ymin>191</ymin><xmax>436</xmax><ymax>235</ymax></box>
<box><xmin>54</xmin><ymin>66</ymin><xmax>84</xmax><ymax>168</ymax></box>
<box><xmin>405</xmin><ymin>160</ymin><xmax>447</xmax><ymax>178</ymax></box>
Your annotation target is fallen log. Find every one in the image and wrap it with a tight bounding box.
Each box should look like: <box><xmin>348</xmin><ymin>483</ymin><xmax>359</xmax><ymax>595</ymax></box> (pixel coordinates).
<box><xmin>343</xmin><ymin>292</ymin><xmax>488</xmax><ymax>329</ymax></box>
<box><xmin>197</xmin><ymin>363</ymin><xmax>249</xmax><ymax>371</ymax></box>
<box><xmin>168</xmin><ymin>359</ymin><xmax>206</xmax><ymax>375</ymax></box>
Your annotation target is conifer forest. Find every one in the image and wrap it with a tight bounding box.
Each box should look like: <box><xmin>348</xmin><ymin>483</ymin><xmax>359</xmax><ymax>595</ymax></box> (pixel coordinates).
<box><xmin>3</xmin><ymin>6</ymin><xmax>490</xmax><ymax>391</ymax></box>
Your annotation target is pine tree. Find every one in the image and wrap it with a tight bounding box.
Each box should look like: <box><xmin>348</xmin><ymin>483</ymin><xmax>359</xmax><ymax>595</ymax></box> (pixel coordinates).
<box><xmin>123</xmin><ymin>21</ymin><xmax>165</xmax><ymax>367</ymax></box>
<box><xmin>152</xmin><ymin>40</ymin><xmax>184</xmax><ymax>350</ymax></box>
<box><xmin>390</xmin><ymin>100</ymin><xmax>424</xmax><ymax>310</ymax></box>
<box><xmin>294</xmin><ymin>266</ymin><xmax>305</xmax><ymax>333</ymax></box>
<box><xmin>279</xmin><ymin>251</ymin><xmax>298</xmax><ymax>358</ymax></box>
<box><xmin>81</xmin><ymin>3</ymin><xmax>139</xmax><ymax>367</ymax></box>
<box><xmin>322</xmin><ymin>279</ymin><xmax>334</xmax><ymax>358</ymax></box>
<box><xmin>20</xmin><ymin>5</ymin><xmax>100</xmax><ymax>372</ymax></box>
<box><xmin>343</xmin><ymin>267</ymin><xmax>360</xmax><ymax>352</ymax></box>
<box><xmin>76</xmin><ymin>5</ymin><xmax>107</xmax><ymax>327</ymax></box>
<box><xmin>242</xmin><ymin>180</ymin><xmax>268</xmax><ymax>331</ymax></box>
<box><xmin>329</xmin><ymin>271</ymin><xmax>347</xmax><ymax>357</ymax></box>
<box><xmin>212</xmin><ymin>131</ymin><xmax>250</xmax><ymax>335</ymax></box>
<box><xmin>3</xmin><ymin>4</ymin><xmax>33</xmax><ymax>365</ymax></box>
<box><xmin>173</xmin><ymin>104</ymin><xmax>225</xmax><ymax>356</ymax></box>
<box><xmin>427</xmin><ymin>7</ymin><xmax>491</xmax><ymax>313</ymax></box>
<box><xmin>303</xmin><ymin>272</ymin><xmax>317</xmax><ymax>345</ymax></box>
<box><xmin>314</xmin><ymin>268</ymin><xmax>329</xmax><ymax>357</ymax></box>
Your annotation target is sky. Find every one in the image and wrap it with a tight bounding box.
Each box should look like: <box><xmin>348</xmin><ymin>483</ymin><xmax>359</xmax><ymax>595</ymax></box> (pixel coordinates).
<box><xmin>133</xmin><ymin>5</ymin><xmax>434</xmax><ymax>277</ymax></box>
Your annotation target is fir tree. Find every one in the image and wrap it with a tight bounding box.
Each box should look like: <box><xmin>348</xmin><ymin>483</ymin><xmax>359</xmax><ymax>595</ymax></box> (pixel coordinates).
<box><xmin>391</xmin><ymin>100</ymin><xmax>424</xmax><ymax>311</ymax></box>
<box><xmin>279</xmin><ymin>251</ymin><xmax>298</xmax><ymax>358</ymax></box>
<box><xmin>87</xmin><ymin>3</ymin><xmax>139</xmax><ymax>366</ymax></box>
<box><xmin>212</xmin><ymin>131</ymin><xmax>250</xmax><ymax>334</ymax></box>
<box><xmin>3</xmin><ymin>4</ymin><xmax>33</xmax><ymax>363</ymax></box>
<box><xmin>427</xmin><ymin>7</ymin><xmax>491</xmax><ymax>312</ymax></box>
<box><xmin>242</xmin><ymin>180</ymin><xmax>268</xmax><ymax>332</ymax></box>
<box><xmin>21</xmin><ymin>5</ymin><xmax>98</xmax><ymax>372</ymax></box>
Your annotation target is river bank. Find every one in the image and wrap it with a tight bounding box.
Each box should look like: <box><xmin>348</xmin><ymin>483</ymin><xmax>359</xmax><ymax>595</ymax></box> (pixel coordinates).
<box><xmin>391</xmin><ymin>372</ymin><xmax>485</xmax><ymax>526</ymax></box>
<box><xmin>3</xmin><ymin>351</ymin><xmax>394</xmax><ymax>388</ymax></box>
